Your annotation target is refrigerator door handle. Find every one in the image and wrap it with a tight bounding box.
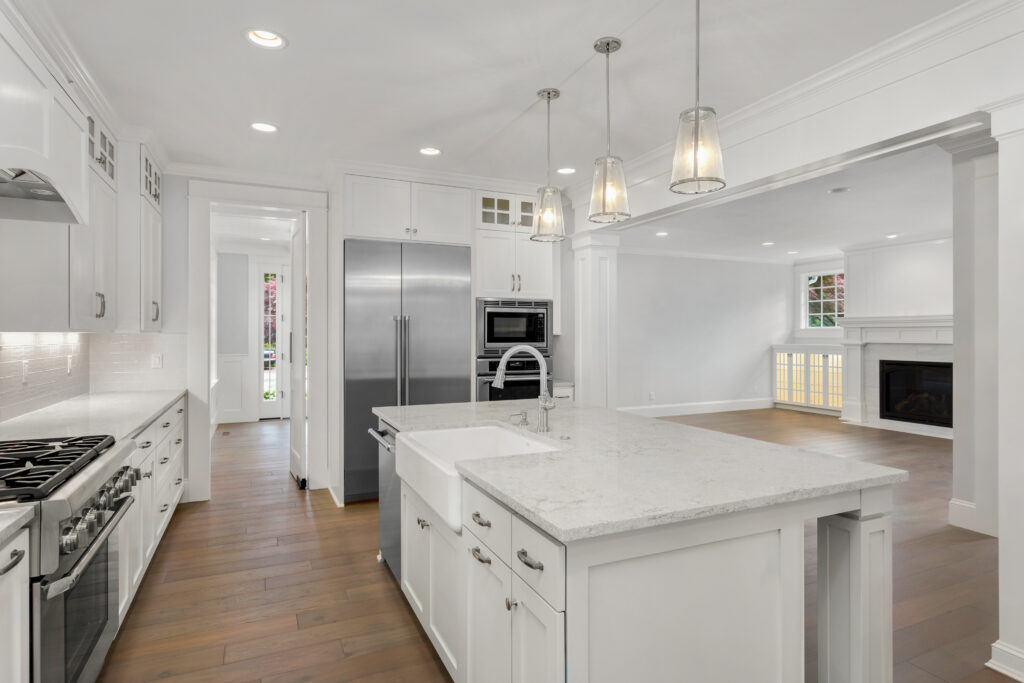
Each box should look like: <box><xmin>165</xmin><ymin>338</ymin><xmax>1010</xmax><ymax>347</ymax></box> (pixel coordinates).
<box><xmin>394</xmin><ymin>316</ymin><xmax>403</xmax><ymax>405</ymax></box>
<box><xmin>403</xmin><ymin>316</ymin><xmax>411</xmax><ymax>405</ymax></box>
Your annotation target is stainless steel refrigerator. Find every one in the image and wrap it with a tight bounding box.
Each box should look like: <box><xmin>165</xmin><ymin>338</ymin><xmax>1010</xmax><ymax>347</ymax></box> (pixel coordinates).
<box><xmin>344</xmin><ymin>238</ymin><xmax>471</xmax><ymax>516</ymax></box>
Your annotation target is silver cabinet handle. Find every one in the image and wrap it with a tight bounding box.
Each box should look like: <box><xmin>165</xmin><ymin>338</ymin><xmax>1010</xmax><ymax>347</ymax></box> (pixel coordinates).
<box><xmin>471</xmin><ymin>547</ymin><xmax>491</xmax><ymax>565</ymax></box>
<box><xmin>411</xmin><ymin>228</ymin><xmax>418</xmax><ymax>234</ymax></box>
<box><xmin>162</xmin><ymin>422</ymin><xmax>171</xmax><ymax>428</ymax></box>
<box><xmin>505</xmin><ymin>597</ymin><xmax>518</xmax><ymax>611</ymax></box>
<box><xmin>175</xmin><ymin>478</ymin><xmax>182</xmax><ymax>486</ymax></box>
<box><xmin>517</xmin><ymin>548</ymin><xmax>544</xmax><ymax>571</ymax></box>
<box><xmin>174</xmin><ymin>438</ymin><xmax>183</xmax><ymax>445</ymax></box>
<box><xmin>152</xmin><ymin>300</ymin><xmax>160</xmax><ymax>322</ymax></box>
<box><xmin>159</xmin><ymin>457</ymin><xmax>169</xmax><ymax>464</ymax></box>
<box><xmin>471</xmin><ymin>511</ymin><xmax>492</xmax><ymax>528</ymax></box>
<box><xmin>367</xmin><ymin>428</ymin><xmax>394</xmax><ymax>453</ymax></box>
<box><xmin>405</xmin><ymin>227</ymin><xmax>411</xmax><ymax>233</ymax></box>
<box><xmin>94</xmin><ymin>292</ymin><xmax>105</xmax><ymax>318</ymax></box>
<box><xmin>511</xmin><ymin>274</ymin><xmax>515</xmax><ymax>292</ymax></box>
<box><xmin>142</xmin><ymin>470</ymin><xmax>152</xmax><ymax>479</ymax></box>
<box><xmin>176</xmin><ymin>408</ymin><xmax>184</xmax><ymax>414</ymax></box>
<box><xmin>403</xmin><ymin>316</ymin><xmax>410</xmax><ymax>404</ymax></box>
<box><xmin>159</xmin><ymin>503</ymin><xmax>169</xmax><ymax>512</ymax></box>
<box><xmin>416</xmin><ymin>517</ymin><xmax>429</xmax><ymax>529</ymax></box>
<box><xmin>517</xmin><ymin>274</ymin><xmax>522</xmax><ymax>292</ymax></box>
<box><xmin>394</xmin><ymin>316</ymin><xmax>403</xmax><ymax>405</ymax></box>
<box><xmin>0</xmin><ymin>548</ymin><xmax>26</xmax><ymax>576</ymax></box>
<box><xmin>139</xmin><ymin>441</ymin><xmax>152</xmax><ymax>449</ymax></box>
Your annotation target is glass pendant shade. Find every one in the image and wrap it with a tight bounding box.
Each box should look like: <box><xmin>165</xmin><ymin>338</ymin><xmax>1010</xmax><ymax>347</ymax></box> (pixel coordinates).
<box><xmin>670</xmin><ymin>106</ymin><xmax>725</xmax><ymax>194</ymax></box>
<box><xmin>588</xmin><ymin>155</ymin><xmax>630</xmax><ymax>223</ymax></box>
<box><xmin>531</xmin><ymin>185</ymin><xmax>565</xmax><ymax>241</ymax></box>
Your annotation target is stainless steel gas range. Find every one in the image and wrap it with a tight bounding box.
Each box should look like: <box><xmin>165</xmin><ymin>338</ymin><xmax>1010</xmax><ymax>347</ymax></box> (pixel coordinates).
<box><xmin>0</xmin><ymin>435</ymin><xmax>137</xmax><ymax>683</ymax></box>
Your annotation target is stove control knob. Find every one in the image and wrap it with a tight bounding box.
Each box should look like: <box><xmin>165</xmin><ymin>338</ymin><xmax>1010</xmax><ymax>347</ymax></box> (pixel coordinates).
<box><xmin>73</xmin><ymin>517</ymin><xmax>91</xmax><ymax>543</ymax></box>
<box><xmin>97</xmin><ymin>490</ymin><xmax>112</xmax><ymax>510</ymax></box>
<box><xmin>60</xmin><ymin>529</ymin><xmax>80</xmax><ymax>554</ymax></box>
<box><xmin>84</xmin><ymin>508</ymin><xmax>101</xmax><ymax>533</ymax></box>
<box><xmin>125</xmin><ymin>469</ymin><xmax>137</xmax><ymax>487</ymax></box>
<box><xmin>116</xmin><ymin>476</ymin><xmax>131</xmax><ymax>495</ymax></box>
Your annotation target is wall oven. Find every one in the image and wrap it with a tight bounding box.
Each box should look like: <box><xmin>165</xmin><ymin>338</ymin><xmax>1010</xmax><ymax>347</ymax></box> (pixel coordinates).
<box><xmin>476</xmin><ymin>299</ymin><xmax>551</xmax><ymax>356</ymax></box>
<box><xmin>33</xmin><ymin>493</ymin><xmax>134</xmax><ymax>683</ymax></box>
<box><xmin>476</xmin><ymin>357</ymin><xmax>553</xmax><ymax>402</ymax></box>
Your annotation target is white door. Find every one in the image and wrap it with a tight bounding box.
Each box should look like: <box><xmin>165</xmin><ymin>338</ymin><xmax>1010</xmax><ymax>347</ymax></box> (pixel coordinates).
<box><xmin>515</xmin><ymin>233</ymin><xmax>555</xmax><ymax>301</ymax></box>
<box><xmin>91</xmin><ymin>170</ymin><xmax>117</xmax><ymax>330</ymax></box>
<box><xmin>428</xmin><ymin>523</ymin><xmax>465</xmax><ymax>676</ymax></box>
<box><xmin>289</xmin><ymin>218</ymin><xmax>307</xmax><ymax>487</ymax></box>
<box><xmin>511</xmin><ymin>574</ymin><xmax>565</xmax><ymax>683</ymax></box>
<box><xmin>140</xmin><ymin>201</ymin><xmax>162</xmax><ymax>331</ymax></box>
<box><xmin>475</xmin><ymin>229</ymin><xmax>517</xmax><ymax>299</ymax></box>
<box><xmin>466</xmin><ymin>540</ymin><xmax>513</xmax><ymax>683</ymax></box>
<box><xmin>68</xmin><ymin>218</ymin><xmax>97</xmax><ymax>330</ymax></box>
<box><xmin>258</xmin><ymin>264</ymin><xmax>290</xmax><ymax>420</ymax></box>
<box><xmin>0</xmin><ymin>529</ymin><xmax>29</xmax><ymax>683</ymax></box>
<box><xmin>411</xmin><ymin>182</ymin><xmax>472</xmax><ymax>245</ymax></box>
<box><xmin>402</xmin><ymin>489</ymin><xmax>431</xmax><ymax>622</ymax></box>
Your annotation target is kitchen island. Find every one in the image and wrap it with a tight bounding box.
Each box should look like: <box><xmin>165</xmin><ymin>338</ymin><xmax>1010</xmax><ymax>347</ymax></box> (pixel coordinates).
<box><xmin>374</xmin><ymin>399</ymin><xmax>907</xmax><ymax>683</ymax></box>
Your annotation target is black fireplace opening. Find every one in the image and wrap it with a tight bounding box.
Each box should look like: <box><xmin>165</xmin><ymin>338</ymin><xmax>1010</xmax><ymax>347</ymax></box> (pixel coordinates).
<box><xmin>879</xmin><ymin>360</ymin><xmax>953</xmax><ymax>428</ymax></box>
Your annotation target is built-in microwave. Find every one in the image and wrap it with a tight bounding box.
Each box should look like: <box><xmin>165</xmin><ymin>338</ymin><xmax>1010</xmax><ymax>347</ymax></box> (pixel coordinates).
<box><xmin>476</xmin><ymin>299</ymin><xmax>551</xmax><ymax>356</ymax></box>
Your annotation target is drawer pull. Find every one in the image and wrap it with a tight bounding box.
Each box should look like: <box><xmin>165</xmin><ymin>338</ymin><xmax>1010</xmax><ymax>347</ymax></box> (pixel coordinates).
<box><xmin>174</xmin><ymin>438</ymin><xmax>183</xmax><ymax>445</ymax></box>
<box><xmin>471</xmin><ymin>511</ymin><xmax>492</xmax><ymax>528</ymax></box>
<box><xmin>159</xmin><ymin>457</ymin><xmax>169</xmax><ymax>464</ymax></box>
<box><xmin>161</xmin><ymin>422</ymin><xmax>171</xmax><ymax>428</ymax></box>
<box><xmin>142</xmin><ymin>470</ymin><xmax>152</xmax><ymax>479</ymax></box>
<box><xmin>0</xmin><ymin>548</ymin><xmax>26</xmax><ymax>576</ymax></box>
<box><xmin>516</xmin><ymin>548</ymin><xmax>544</xmax><ymax>571</ymax></box>
<box><xmin>175</xmin><ymin>478</ymin><xmax>182</xmax><ymax>486</ymax></box>
<box><xmin>505</xmin><ymin>597</ymin><xmax>518</xmax><ymax>611</ymax></box>
<box><xmin>176</xmin><ymin>408</ymin><xmax>184</xmax><ymax>414</ymax></box>
<box><xmin>139</xmin><ymin>441</ymin><xmax>152</xmax><ymax>449</ymax></box>
<box><xmin>159</xmin><ymin>504</ymin><xmax>169</xmax><ymax>513</ymax></box>
<box><xmin>471</xmin><ymin>547</ymin><xmax>491</xmax><ymax>565</ymax></box>
<box><xmin>416</xmin><ymin>517</ymin><xmax>430</xmax><ymax>529</ymax></box>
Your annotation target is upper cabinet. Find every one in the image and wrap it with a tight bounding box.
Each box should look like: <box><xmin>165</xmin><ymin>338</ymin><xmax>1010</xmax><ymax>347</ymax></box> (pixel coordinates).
<box><xmin>344</xmin><ymin>174</ymin><xmax>472</xmax><ymax>245</ymax></box>
<box><xmin>0</xmin><ymin>12</ymin><xmax>89</xmax><ymax>224</ymax></box>
<box><xmin>476</xmin><ymin>192</ymin><xmax>534</xmax><ymax>232</ymax></box>
<box><xmin>87</xmin><ymin>115</ymin><xmax>116</xmax><ymax>188</ymax></box>
<box><xmin>141</xmin><ymin>144</ymin><xmax>162</xmax><ymax>210</ymax></box>
<box><xmin>139</xmin><ymin>199</ymin><xmax>162</xmax><ymax>331</ymax></box>
<box><xmin>115</xmin><ymin>140</ymin><xmax>163</xmax><ymax>332</ymax></box>
<box><xmin>69</xmin><ymin>169</ymin><xmax>117</xmax><ymax>330</ymax></box>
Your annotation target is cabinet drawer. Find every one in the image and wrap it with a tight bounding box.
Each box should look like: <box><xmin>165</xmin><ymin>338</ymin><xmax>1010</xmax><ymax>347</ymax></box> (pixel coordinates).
<box><xmin>463</xmin><ymin>482</ymin><xmax>512</xmax><ymax>566</ymax></box>
<box><xmin>511</xmin><ymin>516</ymin><xmax>565</xmax><ymax>611</ymax></box>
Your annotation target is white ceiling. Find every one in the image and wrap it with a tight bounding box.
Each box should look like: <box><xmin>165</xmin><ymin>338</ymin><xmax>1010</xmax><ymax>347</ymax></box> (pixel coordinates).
<box><xmin>41</xmin><ymin>0</ymin><xmax>970</xmax><ymax>187</ymax></box>
<box><xmin>619</xmin><ymin>144</ymin><xmax>954</xmax><ymax>262</ymax></box>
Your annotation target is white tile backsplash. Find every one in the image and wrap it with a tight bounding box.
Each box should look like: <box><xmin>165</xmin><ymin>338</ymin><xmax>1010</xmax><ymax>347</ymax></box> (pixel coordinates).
<box><xmin>89</xmin><ymin>333</ymin><xmax>187</xmax><ymax>392</ymax></box>
<box><xmin>0</xmin><ymin>332</ymin><xmax>89</xmax><ymax>422</ymax></box>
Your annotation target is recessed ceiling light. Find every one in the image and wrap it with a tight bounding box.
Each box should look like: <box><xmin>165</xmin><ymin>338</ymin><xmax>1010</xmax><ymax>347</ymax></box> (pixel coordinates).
<box><xmin>761</xmin><ymin>241</ymin><xmax>775</xmax><ymax>246</ymax></box>
<box><xmin>886</xmin><ymin>233</ymin><xmax>899</xmax><ymax>239</ymax></box>
<box><xmin>251</xmin><ymin>122</ymin><xmax>277</xmax><ymax>132</ymax></box>
<box><xmin>655</xmin><ymin>231</ymin><xmax>668</xmax><ymax>237</ymax></box>
<box><xmin>260</xmin><ymin>237</ymin><xmax>271</xmax><ymax>241</ymax></box>
<box><xmin>419</xmin><ymin>147</ymin><xmax>442</xmax><ymax>156</ymax></box>
<box><xmin>827</xmin><ymin>187</ymin><xmax>851</xmax><ymax>194</ymax></box>
<box><xmin>787</xmin><ymin>250</ymin><xmax>799</xmax><ymax>255</ymax></box>
<box><xmin>557</xmin><ymin>168</ymin><xmax>576</xmax><ymax>175</ymax></box>
<box><xmin>247</xmin><ymin>30</ymin><xmax>286</xmax><ymax>49</ymax></box>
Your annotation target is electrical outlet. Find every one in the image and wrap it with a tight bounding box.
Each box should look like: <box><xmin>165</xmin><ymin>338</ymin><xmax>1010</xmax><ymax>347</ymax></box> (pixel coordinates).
<box><xmin>67</xmin><ymin>355</ymin><xmax>72</xmax><ymax>375</ymax></box>
<box><xmin>648</xmin><ymin>391</ymin><xmax>656</xmax><ymax>402</ymax></box>
<box><xmin>151</xmin><ymin>353</ymin><xmax>163</xmax><ymax>369</ymax></box>
<box><xmin>21</xmin><ymin>360</ymin><xmax>28</xmax><ymax>385</ymax></box>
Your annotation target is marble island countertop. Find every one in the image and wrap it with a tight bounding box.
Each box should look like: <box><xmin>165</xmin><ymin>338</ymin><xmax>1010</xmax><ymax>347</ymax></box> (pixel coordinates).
<box><xmin>0</xmin><ymin>390</ymin><xmax>186</xmax><ymax>443</ymax></box>
<box><xmin>374</xmin><ymin>399</ymin><xmax>908</xmax><ymax>543</ymax></box>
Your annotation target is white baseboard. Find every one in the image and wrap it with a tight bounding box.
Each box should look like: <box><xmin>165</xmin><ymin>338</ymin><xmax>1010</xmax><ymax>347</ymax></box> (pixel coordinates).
<box><xmin>618</xmin><ymin>397</ymin><xmax>774</xmax><ymax>419</ymax></box>
<box><xmin>842</xmin><ymin>416</ymin><xmax>953</xmax><ymax>440</ymax></box>
<box><xmin>328</xmin><ymin>485</ymin><xmax>344</xmax><ymax>508</ymax></box>
<box><xmin>949</xmin><ymin>498</ymin><xmax>998</xmax><ymax>537</ymax></box>
<box><xmin>989</xmin><ymin>641</ymin><xmax>1024</xmax><ymax>681</ymax></box>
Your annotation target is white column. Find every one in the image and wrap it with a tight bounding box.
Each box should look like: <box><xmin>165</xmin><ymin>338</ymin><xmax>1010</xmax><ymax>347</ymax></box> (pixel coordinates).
<box><xmin>990</xmin><ymin>101</ymin><xmax>1024</xmax><ymax>680</ymax></box>
<box><xmin>949</xmin><ymin>142</ymin><xmax>999</xmax><ymax>536</ymax></box>
<box><xmin>572</xmin><ymin>231</ymin><xmax>618</xmax><ymax>408</ymax></box>
<box><xmin>818</xmin><ymin>508</ymin><xmax>894</xmax><ymax>683</ymax></box>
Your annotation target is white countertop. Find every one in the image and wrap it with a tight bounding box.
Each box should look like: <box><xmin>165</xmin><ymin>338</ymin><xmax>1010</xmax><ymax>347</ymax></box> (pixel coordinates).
<box><xmin>0</xmin><ymin>505</ymin><xmax>34</xmax><ymax>549</ymax></box>
<box><xmin>374</xmin><ymin>400</ymin><xmax>908</xmax><ymax>543</ymax></box>
<box><xmin>0</xmin><ymin>390</ymin><xmax>186</xmax><ymax>443</ymax></box>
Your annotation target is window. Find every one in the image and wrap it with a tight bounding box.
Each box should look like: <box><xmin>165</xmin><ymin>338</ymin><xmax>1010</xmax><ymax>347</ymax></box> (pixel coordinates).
<box><xmin>805</xmin><ymin>271</ymin><xmax>844</xmax><ymax>328</ymax></box>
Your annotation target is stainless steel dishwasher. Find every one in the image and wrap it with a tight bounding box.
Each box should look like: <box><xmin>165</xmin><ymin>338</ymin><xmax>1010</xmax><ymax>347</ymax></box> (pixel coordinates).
<box><xmin>368</xmin><ymin>420</ymin><xmax>400</xmax><ymax>582</ymax></box>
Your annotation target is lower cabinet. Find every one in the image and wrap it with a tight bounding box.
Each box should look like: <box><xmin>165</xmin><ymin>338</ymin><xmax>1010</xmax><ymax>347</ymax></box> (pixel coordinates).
<box><xmin>510</xmin><ymin>574</ymin><xmax>565</xmax><ymax>683</ymax></box>
<box><xmin>0</xmin><ymin>528</ymin><xmax>30</xmax><ymax>683</ymax></box>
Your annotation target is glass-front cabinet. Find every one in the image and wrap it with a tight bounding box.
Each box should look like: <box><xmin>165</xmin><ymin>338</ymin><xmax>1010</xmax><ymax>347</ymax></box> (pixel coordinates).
<box><xmin>477</xmin><ymin>192</ymin><xmax>535</xmax><ymax>232</ymax></box>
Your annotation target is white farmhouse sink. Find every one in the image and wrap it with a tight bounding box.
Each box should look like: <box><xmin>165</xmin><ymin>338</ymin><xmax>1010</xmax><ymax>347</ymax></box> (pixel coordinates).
<box><xmin>396</xmin><ymin>425</ymin><xmax>558</xmax><ymax>532</ymax></box>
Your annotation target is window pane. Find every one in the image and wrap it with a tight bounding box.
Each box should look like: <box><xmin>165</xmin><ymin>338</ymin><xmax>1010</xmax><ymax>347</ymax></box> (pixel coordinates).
<box><xmin>809</xmin><ymin>301</ymin><xmax>822</xmax><ymax>314</ymax></box>
<box><xmin>497</xmin><ymin>198</ymin><xmax>510</xmax><ymax>211</ymax></box>
<box><xmin>823</xmin><ymin>301</ymin><xmax>835</xmax><ymax>314</ymax></box>
<box><xmin>837</xmin><ymin>285</ymin><xmax>844</xmax><ymax>299</ymax></box>
<box><xmin>835</xmin><ymin>273</ymin><xmax>845</xmax><ymax>286</ymax></box>
<box><xmin>808</xmin><ymin>288</ymin><xmax>821</xmax><ymax>301</ymax></box>
<box><xmin>482</xmin><ymin>211</ymin><xmax>495</xmax><ymax>223</ymax></box>
<box><xmin>809</xmin><ymin>316</ymin><xmax>822</xmax><ymax>328</ymax></box>
<box><xmin>823</xmin><ymin>287</ymin><xmax>836</xmax><ymax>300</ymax></box>
<box><xmin>823</xmin><ymin>315</ymin><xmax>836</xmax><ymax>327</ymax></box>
<box><xmin>808</xmin><ymin>276</ymin><xmax>821</xmax><ymax>287</ymax></box>
<box><xmin>822</xmin><ymin>275</ymin><xmax>835</xmax><ymax>287</ymax></box>
<box><xmin>837</xmin><ymin>300</ymin><xmax>845</xmax><ymax>313</ymax></box>
<box><xmin>497</xmin><ymin>213</ymin><xmax>510</xmax><ymax>225</ymax></box>
<box><xmin>482</xmin><ymin>197</ymin><xmax>495</xmax><ymax>209</ymax></box>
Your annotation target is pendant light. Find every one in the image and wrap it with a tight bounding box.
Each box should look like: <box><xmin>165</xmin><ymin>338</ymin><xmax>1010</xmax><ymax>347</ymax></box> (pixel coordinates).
<box><xmin>532</xmin><ymin>88</ymin><xmax>566</xmax><ymax>242</ymax></box>
<box><xmin>588</xmin><ymin>37</ymin><xmax>630</xmax><ymax>223</ymax></box>
<box><xmin>669</xmin><ymin>0</ymin><xmax>726</xmax><ymax>194</ymax></box>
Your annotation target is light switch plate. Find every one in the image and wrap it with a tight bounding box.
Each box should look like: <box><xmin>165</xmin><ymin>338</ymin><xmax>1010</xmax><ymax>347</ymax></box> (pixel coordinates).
<box><xmin>151</xmin><ymin>353</ymin><xmax>163</xmax><ymax>369</ymax></box>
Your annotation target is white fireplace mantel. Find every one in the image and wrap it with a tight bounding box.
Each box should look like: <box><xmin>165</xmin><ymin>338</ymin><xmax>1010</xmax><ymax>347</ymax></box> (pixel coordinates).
<box><xmin>841</xmin><ymin>315</ymin><xmax>953</xmax><ymax>346</ymax></box>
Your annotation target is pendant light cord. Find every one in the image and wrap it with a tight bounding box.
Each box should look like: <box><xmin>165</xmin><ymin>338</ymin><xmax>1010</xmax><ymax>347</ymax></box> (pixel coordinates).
<box><xmin>605</xmin><ymin>51</ymin><xmax>612</xmax><ymax>157</ymax></box>
<box><xmin>692</xmin><ymin>0</ymin><xmax>701</xmax><ymax>182</ymax></box>
<box><xmin>546</xmin><ymin>97</ymin><xmax>552</xmax><ymax>186</ymax></box>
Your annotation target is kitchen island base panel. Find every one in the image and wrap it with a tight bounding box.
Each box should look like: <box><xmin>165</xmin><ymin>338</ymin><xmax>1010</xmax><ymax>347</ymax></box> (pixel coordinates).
<box><xmin>564</xmin><ymin>487</ymin><xmax>894</xmax><ymax>683</ymax></box>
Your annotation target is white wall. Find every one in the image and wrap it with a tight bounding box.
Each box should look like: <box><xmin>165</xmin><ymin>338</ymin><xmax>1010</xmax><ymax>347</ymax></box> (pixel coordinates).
<box><xmin>843</xmin><ymin>239</ymin><xmax>953</xmax><ymax>318</ymax></box>
<box><xmin>89</xmin><ymin>332</ymin><xmax>187</xmax><ymax>392</ymax></box>
<box><xmin>0</xmin><ymin>332</ymin><xmax>89</xmax><ymax>422</ymax></box>
<box><xmin>616</xmin><ymin>254</ymin><xmax>792</xmax><ymax>414</ymax></box>
<box><xmin>217</xmin><ymin>253</ymin><xmax>248</xmax><ymax>354</ymax></box>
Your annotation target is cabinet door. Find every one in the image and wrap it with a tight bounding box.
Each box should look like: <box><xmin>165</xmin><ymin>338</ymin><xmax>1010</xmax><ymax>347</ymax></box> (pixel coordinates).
<box><xmin>512</xmin><ymin>574</ymin><xmax>565</xmax><ymax>683</ymax></box>
<box><xmin>411</xmin><ymin>182</ymin><xmax>471</xmax><ymax>245</ymax></box>
<box><xmin>0</xmin><ymin>529</ymin><xmax>29</xmax><ymax>683</ymax></box>
<box><xmin>515</xmin><ymin>233</ymin><xmax>555</xmax><ymax>301</ymax></box>
<box><xmin>139</xmin><ymin>451</ymin><xmax>157</xmax><ymax>563</ymax></box>
<box><xmin>69</xmin><ymin>217</ymin><xmax>97</xmax><ymax>331</ymax></box>
<box><xmin>475</xmin><ymin>229</ymin><xmax>517</xmax><ymax>299</ymax></box>
<box><xmin>402</xmin><ymin>488</ymin><xmax>430</xmax><ymax>621</ymax></box>
<box><xmin>140</xmin><ymin>201</ymin><xmax>162</xmax><ymax>331</ymax></box>
<box><xmin>345</xmin><ymin>175</ymin><xmax>410</xmax><ymax>240</ymax></box>
<box><xmin>90</xmin><ymin>170</ymin><xmax>117</xmax><ymax>330</ymax></box>
<box><xmin>428</xmin><ymin>522</ymin><xmax>465</xmax><ymax>676</ymax></box>
<box><xmin>0</xmin><ymin>221</ymin><xmax>71</xmax><ymax>331</ymax></box>
<box><xmin>116</xmin><ymin>494</ymin><xmax>140</xmax><ymax>621</ymax></box>
<box><xmin>515</xmin><ymin>196</ymin><xmax>536</xmax><ymax>233</ymax></box>
<box><xmin>476</xmin><ymin>192</ymin><xmax>517</xmax><ymax>231</ymax></box>
<box><xmin>466</xmin><ymin>540</ymin><xmax>512</xmax><ymax>683</ymax></box>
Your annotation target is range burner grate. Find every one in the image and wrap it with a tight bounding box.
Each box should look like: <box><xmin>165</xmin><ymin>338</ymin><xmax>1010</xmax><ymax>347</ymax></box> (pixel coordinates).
<box><xmin>0</xmin><ymin>435</ymin><xmax>115</xmax><ymax>502</ymax></box>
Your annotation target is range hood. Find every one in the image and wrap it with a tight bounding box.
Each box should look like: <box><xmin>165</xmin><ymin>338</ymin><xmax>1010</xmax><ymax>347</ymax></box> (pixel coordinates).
<box><xmin>0</xmin><ymin>168</ymin><xmax>77</xmax><ymax>223</ymax></box>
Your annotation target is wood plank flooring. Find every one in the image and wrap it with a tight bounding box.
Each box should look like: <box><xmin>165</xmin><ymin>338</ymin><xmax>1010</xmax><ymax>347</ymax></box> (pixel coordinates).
<box><xmin>100</xmin><ymin>410</ymin><xmax>1009</xmax><ymax>682</ymax></box>
<box><xmin>666</xmin><ymin>409</ymin><xmax>1009</xmax><ymax>683</ymax></box>
<box><xmin>98</xmin><ymin>419</ymin><xmax>449</xmax><ymax>683</ymax></box>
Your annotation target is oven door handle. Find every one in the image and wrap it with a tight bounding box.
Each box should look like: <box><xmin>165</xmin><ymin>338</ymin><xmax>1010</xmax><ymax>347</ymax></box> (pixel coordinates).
<box><xmin>41</xmin><ymin>495</ymin><xmax>135</xmax><ymax>600</ymax></box>
<box><xmin>482</xmin><ymin>375</ymin><xmax>543</xmax><ymax>383</ymax></box>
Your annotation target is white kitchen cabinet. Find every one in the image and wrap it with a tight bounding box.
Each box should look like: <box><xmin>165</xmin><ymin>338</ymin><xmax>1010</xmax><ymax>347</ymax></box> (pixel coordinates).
<box><xmin>116</xmin><ymin>484</ymin><xmax>140</xmax><ymax>621</ymax></box>
<box><xmin>476</xmin><ymin>193</ymin><xmax>535</xmax><ymax>233</ymax></box>
<box><xmin>511</xmin><ymin>574</ymin><xmax>565</xmax><ymax>683</ymax></box>
<box><xmin>475</xmin><ymin>228</ymin><xmax>556</xmax><ymax>301</ymax></box>
<box><xmin>87</xmin><ymin>115</ymin><xmax>117</xmax><ymax>188</ymax></box>
<box><xmin>515</xmin><ymin>233</ymin><xmax>555</xmax><ymax>301</ymax></box>
<box><xmin>402</xmin><ymin>487</ymin><xmax>431</xmax><ymax>621</ymax></box>
<box><xmin>70</xmin><ymin>169</ymin><xmax>117</xmax><ymax>331</ymax></box>
<box><xmin>141</xmin><ymin>144</ymin><xmax>162</xmax><ymax>209</ymax></box>
<box><xmin>140</xmin><ymin>199</ymin><xmax>162</xmax><ymax>331</ymax></box>
<box><xmin>344</xmin><ymin>175</ymin><xmax>472</xmax><ymax>245</ymax></box>
<box><xmin>0</xmin><ymin>528</ymin><xmax>29</xmax><ymax>683</ymax></box>
<box><xmin>466</xmin><ymin>536</ymin><xmax>513</xmax><ymax>683</ymax></box>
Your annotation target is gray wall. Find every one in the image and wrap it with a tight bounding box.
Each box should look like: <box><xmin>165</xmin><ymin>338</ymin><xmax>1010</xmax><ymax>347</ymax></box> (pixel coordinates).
<box><xmin>217</xmin><ymin>253</ymin><xmax>249</xmax><ymax>354</ymax></box>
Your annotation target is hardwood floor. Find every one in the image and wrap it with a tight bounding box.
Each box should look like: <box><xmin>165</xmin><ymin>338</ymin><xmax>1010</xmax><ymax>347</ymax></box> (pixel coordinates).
<box><xmin>100</xmin><ymin>410</ymin><xmax>1008</xmax><ymax>682</ymax></box>
<box><xmin>98</xmin><ymin>419</ymin><xmax>449</xmax><ymax>683</ymax></box>
<box><xmin>666</xmin><ymin>409</ymin><xmax>1009</xmax><ymax>683</ymax></box>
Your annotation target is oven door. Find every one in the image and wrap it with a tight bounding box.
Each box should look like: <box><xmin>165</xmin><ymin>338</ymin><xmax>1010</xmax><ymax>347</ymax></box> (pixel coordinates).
<box><xmin>477</xmin><ymin>375</ymin><xmax>553</xmax><ymax>402</ymax></box>
<box><xmin>34</xmin><ymin>495</ymin><xmax>134</xmax><ymax>683</ymax></box>
<box><xmin>481</xmin><ymin>307</ymin><xmax>549</xmax><ymax>353</ymax></box>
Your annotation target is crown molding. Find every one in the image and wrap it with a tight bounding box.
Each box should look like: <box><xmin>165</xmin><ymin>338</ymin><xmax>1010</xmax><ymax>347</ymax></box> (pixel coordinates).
<box><xmin>328</xmin><ymin>159</ymin><xmax>541</xmax><ymax>196</ymax></box>
<box><xmin>618</xmin><ymin>247</ymin><xmax>789</xmax><ymax>265</ymax></box>
<box><xmin>167</xmin><ymin>162</ymin><xmax>328</xmax><ymax>193</ymax></box>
